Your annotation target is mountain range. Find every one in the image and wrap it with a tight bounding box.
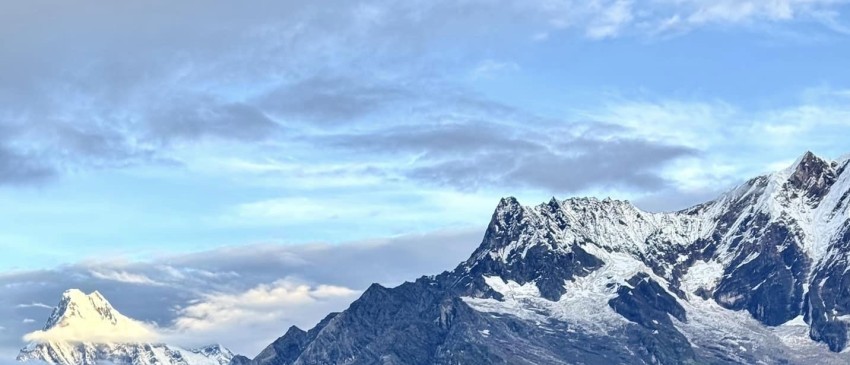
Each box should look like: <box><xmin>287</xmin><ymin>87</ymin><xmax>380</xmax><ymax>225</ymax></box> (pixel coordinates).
<box><xmin>227</xmin><ymin>151</ymin><xmax>850</xmax><ymax>364</ymax></box>
<box><xmin>18</xmin><ymin>151</ymin><xmax>850</xmax><ymax>364</ymax></box>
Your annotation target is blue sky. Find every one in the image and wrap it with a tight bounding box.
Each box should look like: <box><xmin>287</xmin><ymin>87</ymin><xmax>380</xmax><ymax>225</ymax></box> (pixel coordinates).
<box><xmin>2</xmin><ymin>1</ymin><xmax>850</xmax><ymax>269</ymax></box>
<box><xmin>3</xmin><ymin>0</ymin><xmax>850</xmax><ymax>358</ymax></box>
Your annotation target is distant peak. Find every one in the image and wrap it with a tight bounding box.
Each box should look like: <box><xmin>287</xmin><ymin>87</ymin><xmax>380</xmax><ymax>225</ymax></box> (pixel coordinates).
<box><xmin>45</xmin><ymin>289</ymin><xmax>121</xmax><ymax>330</ymax></box>
<box><xmin>193</xmin><ymin>343</ymin><xmax>233</xmax><ymax>357</ymax></box>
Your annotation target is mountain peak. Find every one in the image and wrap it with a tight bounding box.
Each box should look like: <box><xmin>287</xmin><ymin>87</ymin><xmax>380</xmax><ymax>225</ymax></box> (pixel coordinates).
<box><xmin>495</xmin><ymin>196</ymin><xmax>522</xmax><ymax>212</ymax></box>
<box><xmin>790</xmin><ymin>150</ymin><xmax>827</xmax><ymax>173</ymax></box>
<box><xmin>45</xmin><ymin>289</ymin><xmax>120</xmax><ymax>330</ymax></box>
<box><xmin>784</xmin><ymin>151</ymin><xmax>837</xmax><ymax>202</ymax></box>
<box><xmin>23</xmin><ymin>288</ymin><xmax>161</xmax><ymax>346</ymax></box>
<box><xmin>20</xmin><ymin>289</ymin><xmax>235</xmax><ymax>365</ymax></box>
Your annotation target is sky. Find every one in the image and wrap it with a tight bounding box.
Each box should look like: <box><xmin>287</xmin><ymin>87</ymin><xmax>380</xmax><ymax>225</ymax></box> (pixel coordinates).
<box><xmin>2</xmin><ymin>0</ymin><xmax>850</xmax><ymax>361</ymax></box>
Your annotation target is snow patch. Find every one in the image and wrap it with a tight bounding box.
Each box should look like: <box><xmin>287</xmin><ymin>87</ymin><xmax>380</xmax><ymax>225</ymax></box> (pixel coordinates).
<box><xmin>680</xmin><ymin>260</ymin><xmax>724</xmax><ymax>298</ymax></box>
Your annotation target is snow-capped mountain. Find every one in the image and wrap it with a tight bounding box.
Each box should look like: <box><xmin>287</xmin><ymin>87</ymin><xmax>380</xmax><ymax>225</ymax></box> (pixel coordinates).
<box><xmin>18</xmin><ymin>289</ymin><xmax>233</xmax><ymax>365</ymax></box>
<box><xmin>231</xmin><ymin>151</ymin><xmax>850</xmax><ymax>364</ymax></box>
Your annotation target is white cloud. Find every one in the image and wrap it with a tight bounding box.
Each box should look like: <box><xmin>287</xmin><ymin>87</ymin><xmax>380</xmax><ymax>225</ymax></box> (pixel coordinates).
<box><xmin>16</xmin><ymin>303</ymin><xmax>52</xmax><ymax>310</ymax></box>
<box><xmin>470</xmin><ymin>60</ymin><xmax>520</xmax><ymax>79</ymax></box>
<box><xmin>638</xmin><ymin>0</ymin><xmax>850</xmax><ymax>35</ymax></box>
<box><xmin>227</xmin><ymin>189</ymin><xmax>497</xmax><ymax>229</ymax></box>
<box><xmin>187</xmin><ymin>156</ymin><xmax>388</xmax><ymax>190</ymax></box>
<box><xmin>520</xmin><ymin>0</ymin><xmax>850</xmax><ymax>39</ymax></box>
<box><xmin>581</xmin><ymin>99</ymin><xmax>739</xmax><ymax>149</ymax></box>
<box><xmin>173</xmin><ymin>279</ymin><xmax>358</xmax><ymax>332</ymax></box>
<box><xmin>585</xmin><ymin>0</ymin><xmax>635</xmax><ymax>39</ymax></box>
<box><xmin>681</xmin><ymin>0</ymin><xmax>813</xmax><ymax>24</ymax></box>
<box><xmin>532</xmin><ymin>31</ymin><xmax>550</xmax><ymax>41</ymax></box>
<box><xmin>89</xmin><ymin>269</ymin><xmax>166</xmax><ymax>286</ymax></box>
<box><xmin>22</xmin><ymin>302</ymin><xmax>160</xmax><ymax>344</ymax></box>
<box><xmin>167</xmin><ymin>279</ymin><xmax>359</xmax><ymax>349</ymax></box>
<box><xmin>21</xmin><ymin>319</ymin><xmax>34</xmax><ymax>324</ymax></box>
<box><xmin>570</xmin><ymin>88</ymin><xmax>850</xmax><ymax>211</ymax></box>
<box><xmin>583</xmin><ymin>89</ymin><xmax>850</xmax><ymax>156</ymax></box>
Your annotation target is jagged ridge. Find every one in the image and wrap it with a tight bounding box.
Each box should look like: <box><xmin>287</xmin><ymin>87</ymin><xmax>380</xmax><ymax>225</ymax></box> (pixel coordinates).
<box><xmin>233</xmin><ymin>151</ymin><xmax>850</xmax><ymax>364</ymax></box>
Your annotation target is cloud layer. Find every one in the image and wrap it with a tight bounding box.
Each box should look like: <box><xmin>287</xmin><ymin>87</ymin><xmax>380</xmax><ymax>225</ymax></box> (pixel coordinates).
<box><xmin>1</xmin><ymin>0</ymin><xmax>848</xmax><ymax>185</ymax></box>
<box><xmin>0</xmin><ymin>229</ymin><xmax>482</xmax><ymax>358</ymax></box>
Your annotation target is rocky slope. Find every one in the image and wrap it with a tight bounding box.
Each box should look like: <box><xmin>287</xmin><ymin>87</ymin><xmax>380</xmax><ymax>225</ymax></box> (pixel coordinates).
<box><xmin>234</xmin><ymin>151</ymin><xmax>850</xmax><ymax>364</ymax></box>
<box><xmin>17</xmin><ymin>289</ymin><xmax>233</xmax><ymax>365</ymax></box>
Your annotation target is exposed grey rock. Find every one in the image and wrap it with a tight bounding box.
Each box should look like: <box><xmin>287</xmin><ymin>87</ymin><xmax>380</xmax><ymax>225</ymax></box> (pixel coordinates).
<box><xmin>233</xmin><ymin>151</ymin><xmax>850</xmax><ymax>365</ymax></box>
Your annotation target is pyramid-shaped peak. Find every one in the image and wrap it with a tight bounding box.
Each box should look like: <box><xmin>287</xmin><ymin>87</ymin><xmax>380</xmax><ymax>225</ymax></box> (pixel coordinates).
<box><xmin>773</xmin><ymin>151</ymin><xmax>841</xmax><ymax>207</ymax></box>
<box><xmin>792</xmin><ymin>151</ymin><xmax>828</xmax><ymax>170</ymax></box>
<box><xmin>784</xmin><ymin>151</ymin><xmax>837</xmax><ymax>202</ymax></box>
<box><xmin>45</xmin><ymin>289</ymin><xmax>121</xmax><ymax>330</ymax></box>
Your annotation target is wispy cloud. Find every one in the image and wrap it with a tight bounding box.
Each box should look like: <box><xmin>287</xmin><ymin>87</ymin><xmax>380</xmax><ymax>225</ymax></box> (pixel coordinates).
<box><xmin>322</xmin><ymin>120</ymin><xmax>696</xmax><ymax>193</ymax></box>
<box><xmin>89</xmin><ymin>270</ymin><xmax>167</xmax><ymax>286</ymax></box>
<box><xmin>15</xmin><ymin>303</ymin><xmax>52</xmax><ymax>310</ymax></box>
<box><xmin>0</xmin><ymin>0</ymin><xmax>846</xmax><ymax>186</ymax></box>
<box><xmin>470</xmin><ymin>60</ymin><xmax>520</xmax><ymax>79</ymax></box>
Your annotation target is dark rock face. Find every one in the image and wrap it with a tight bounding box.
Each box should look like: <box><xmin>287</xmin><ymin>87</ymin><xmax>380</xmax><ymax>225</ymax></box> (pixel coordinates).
<box><xmin>807</xmin><ymin>220</ymin><xmax>850</xmax><ymax>351</ymax></box>
<box><xmin>713</xmin><ymin>216</ymin><xmax>809</xmax><ymax>326</ymax></box>
<box><xmin>244</xmin><ymin>272</ymin><xmax>697</xmax><ymax>365</ymax></box>
<box><xmin>252</xmin><ymin>326</ymin><xmax>309</xmax><ymax>365</ymax></box>
<box><xmin>610</xmin><ymin>273</ymin><xmax>687</xmax><ymax>326</ymax></box>
<box><xmin>248</xmin><ymin>313</ymin><xmax>339</xmax><ymax>365</ymax></box>
<box><xmin>785</xmin><ymin>151</ymin><xmax>838</xmax><ymax>204</ymax></box>
<box><xmin>464</xmin><ymin>243</ymin><xmax>603</xmax><ymax>301</ymax></box>
<box><xmin>232</xmin><ymin>152</ymin><xmax>850</xmax><ymax>365</ymax></box>
<box><xmin>609</xmin><ymin>273</ymin><xmax>696</xmax><ymax>364</ymax></box>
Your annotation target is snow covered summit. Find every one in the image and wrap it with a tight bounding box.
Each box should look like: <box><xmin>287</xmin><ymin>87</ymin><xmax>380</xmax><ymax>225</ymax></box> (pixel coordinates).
<box><xmin>28</xmin><ymin>289</ymin><xmax>158</xmax><ymax>344</ymax></box>
<box><xmin>18</xmin><ymin>289</ymin><xmax>233</xmax><ymax>365</ymax></box>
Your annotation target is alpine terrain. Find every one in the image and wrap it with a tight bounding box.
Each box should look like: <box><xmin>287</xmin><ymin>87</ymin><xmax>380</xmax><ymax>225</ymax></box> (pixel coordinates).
<box><xmin>230</xmin><ymin>151</ymin><xmax>850</xmax><ymax>365</ymax></box>
<box><xmin>17</xmin><ymin>289</ymin><xmax>233</xmax><ymax>365</ymax></box>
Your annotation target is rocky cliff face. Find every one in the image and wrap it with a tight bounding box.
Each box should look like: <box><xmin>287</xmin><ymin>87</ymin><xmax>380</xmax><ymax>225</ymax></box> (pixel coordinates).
<box><xmin>234</xmin><ymin>151</ymin><xmax>850</xmax><ymax>365</ymax></box>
